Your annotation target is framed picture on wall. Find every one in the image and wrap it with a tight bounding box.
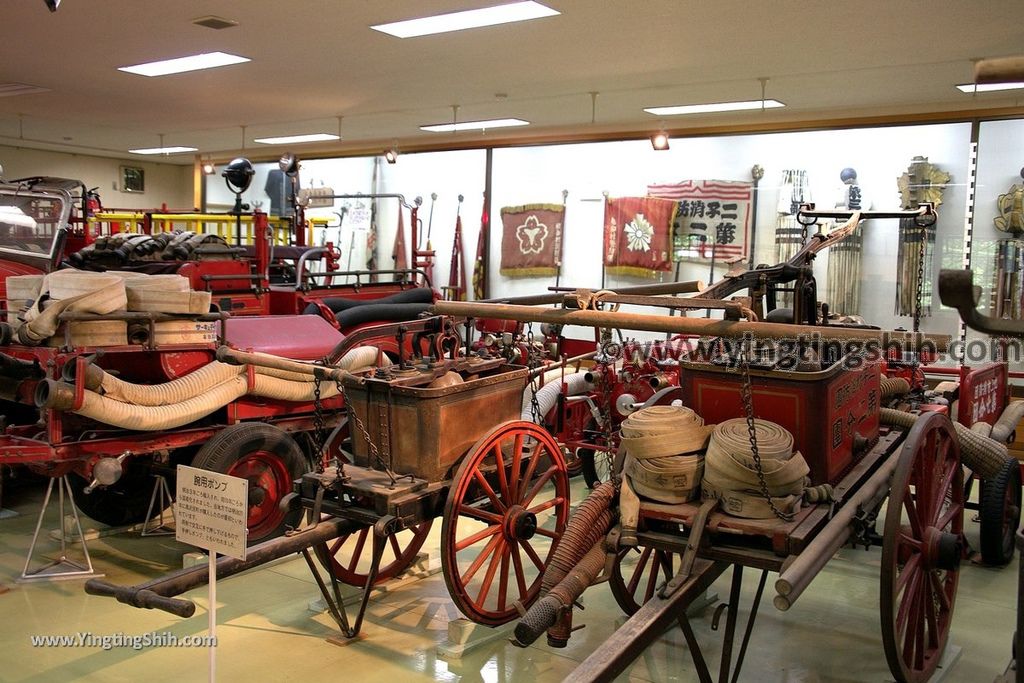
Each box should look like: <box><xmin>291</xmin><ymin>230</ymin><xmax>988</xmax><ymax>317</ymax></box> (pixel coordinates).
<box><xmin>121</xmin><ymin>166</ymin><xmax>145</xmax><ymax>193</ymax></box>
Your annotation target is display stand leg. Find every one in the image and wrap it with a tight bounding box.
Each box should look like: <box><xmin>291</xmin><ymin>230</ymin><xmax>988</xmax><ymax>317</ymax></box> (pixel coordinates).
<box><xmin>20</xmin><ymin>475</ymin><xmax>101</xmax><ymax>582</ymax></box>
<box><xmin>0</xmin><ymin>464</ymin><xmax>18</xmax><ymax>520</ymax></box>
<box><xmin>141</xmin><ymin>474</ymin><xmax>175</xmax><ymax>536</ymax></box>
<box><xmin>208</xmin><ymin>552</ymin><xmax>216</xmax><ymax>683</ymax></box>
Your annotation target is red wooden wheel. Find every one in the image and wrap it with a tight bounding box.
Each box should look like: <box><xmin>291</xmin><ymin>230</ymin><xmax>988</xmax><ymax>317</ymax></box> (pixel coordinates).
<box><xmin>880</xmin><ymin>412</ymin><xmax>964</xmax><ymax>683</ymax></box>
<box><xmin>608</xmin><ymin>544</ymin><xmax>683</xmax><ymax>615</ymax></box>
<box><xmin>314</xmin><ymin>520</ymin><xmax>433</xmax><ymax>586</ymax></box>
<box><xmin>441</xmin><ymin>420</ymin><xmax>570</xmax><ymax>626</ymax></box>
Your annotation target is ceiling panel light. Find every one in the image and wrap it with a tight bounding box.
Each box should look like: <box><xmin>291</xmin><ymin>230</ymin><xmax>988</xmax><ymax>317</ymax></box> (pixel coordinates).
<box><xmin>0</xmin><ymin>82</ymin><xmax>51</xmax><ymax>98</ymax></box>
<box><xmin>129</xmin><ymin>146</ymin><xmax>198</xmax><ymax>155</ymax></box>
<box><xmin>956</xmin><ymin>82</ymin><xmax>1024</xmax><ymax>93</ymax></box>
<box><xmin>420</xmin><ymin>118</ymin><xmax>529</xmax><ymax>133</ymax></box>
<box><xmin>253</xmin><ymin>133</ymin><xmax>339</xmax><ymax>145</ymax></box>
<box><xmin>118</xmin><ymin>51</ymin><xmax>250</xmax><ymax>77</ymax></box>
<box><xmin>371</xmin><ymin>1</ymin><xmax>558</xmax><ymax>38</ymax></box>
<box><xmin>644</xmin><ymin>99</ymin><xmax>786</xmax><ymax>116</ymax></box>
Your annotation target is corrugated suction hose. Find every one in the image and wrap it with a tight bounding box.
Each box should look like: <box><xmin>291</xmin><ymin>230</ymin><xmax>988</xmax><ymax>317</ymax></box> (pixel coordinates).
<box><xmin>880</xmin><ymin>376</ymin><xmax>912</xmax><ymax>398</ymax></box>
<box><xmin>880</xmin><ymin>407</ymin><xmax>1010</xmax><ymax>479</ymax></box>
<box><xmin>513</xmin><ymin>542</ymin><xmax>606</xmax><ymax>647</ymax></box>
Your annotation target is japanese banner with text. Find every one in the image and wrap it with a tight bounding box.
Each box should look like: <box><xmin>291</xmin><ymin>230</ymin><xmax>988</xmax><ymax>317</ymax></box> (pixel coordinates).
<box><xmin>647</xmin><ymin>180</ymin><xmax>753</xmax><ymax>262</ymax></box>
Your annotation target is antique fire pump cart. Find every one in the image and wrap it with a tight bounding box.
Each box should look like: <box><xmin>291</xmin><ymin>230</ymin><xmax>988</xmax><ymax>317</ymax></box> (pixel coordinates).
<box><xmin>432</xmin><ymin>205</ymin><xmax>1016</xmax><ymax>683</ymax></box>
<box><xmin>85</xmin><ymin>320</ymin><xmax>572</xmax><ymax>633</ymax></box>
<box><xmin>0</xmin><ymin>174</ymin><xmax>440</xmax><ymax>562</ymax></box>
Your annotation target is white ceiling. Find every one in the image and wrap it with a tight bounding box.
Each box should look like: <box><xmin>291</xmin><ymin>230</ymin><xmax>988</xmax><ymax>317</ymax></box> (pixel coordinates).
<box><xmin>0</xmin><ymin>0</ymin><xmax>1022</xmax><ymax>165</ymax></box>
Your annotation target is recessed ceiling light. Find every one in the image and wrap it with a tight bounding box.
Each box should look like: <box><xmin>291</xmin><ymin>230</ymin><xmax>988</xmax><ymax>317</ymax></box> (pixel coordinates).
<box><xmin>420</xmin><ymin>118</ymin><xmax>529</xmax><ymax>132</ymax></box>
<box><xmin>0</xmin><ymin>82</ymin><xmax>51</xmax><ymax>98</ymax></box>
<box><xmin>128</xmin><ymin>146</ymin><xmax>198</xmax><ymax>155</ymax></box>
<box><xmin>956</xmin><ymin>82</ymin><xmax>1024</xmax><ymax>93</ymax></box>
<box><xmin>371</xmin><ymin>1</ymin><xmax>559</xmax><ymax>38</ymax></box>
<box><xmin>192</xmin><ymin>15</ymin><xmax>238</xmax><ymax>30</ymax></box>
<box><xmin>118</xmin><ymin>52</ymin><xmax>250</xmax><ymax>77</ymax></box>
<box><xmin>644</xmin><ymin>99</ymin><xmax>786</xmax><ymax>116</ymax></box>
<box><xmin>253</xmin><ymin>133</ymin><xmax>340</xmax><ymax>145</ymax></box>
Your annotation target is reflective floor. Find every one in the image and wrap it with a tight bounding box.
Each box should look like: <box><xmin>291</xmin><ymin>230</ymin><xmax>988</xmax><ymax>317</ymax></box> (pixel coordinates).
<box><xmin>0</xmin><ymin>475</ymin><xmax>1015</xmax><ymax>683</ymax></box>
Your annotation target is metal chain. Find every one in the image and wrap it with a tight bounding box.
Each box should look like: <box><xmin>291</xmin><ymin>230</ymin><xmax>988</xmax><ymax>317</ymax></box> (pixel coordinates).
<box><xmin>312</xmin><ymin>375</ymin><xmax>327</xmax><ymax>474</ymax></box>
<box><xmin>337</xmin><ymin>379</ymin><xmax>395</xmax><ymax>482</ymax></box>
<box><xmin>739</xmin><ymin>339</ymin><xmax>795</xmax><ymax>522</ymax></box>
<box><xmin>913</xmin><ymin>227</ymin><xmax>925</xmax><ymax>334</ymax></box>
<box><xmin>526</xmin><ymin>323</ymin><xmax>543</xmax><ymax>422</ymax></box>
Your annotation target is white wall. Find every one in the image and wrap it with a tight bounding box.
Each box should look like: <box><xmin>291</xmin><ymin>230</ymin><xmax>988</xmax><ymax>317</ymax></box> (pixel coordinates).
<box><xmin>378</xmin><ymin>149</ymin><xmax>486</xmax><ymax>293</ymax></box>
<box><xmin>491</xmin><ymin>123</ymin><xmax>972</xmax><ymax>342</ymax></box>
<box><xmin>0</xmin><ymin>144</ymin><xmax>193</xmax><ymax>210</ymax></box>
<box><xmin>965</xmin><ymin>119</ymin><xmax>1024</xmax><ymax>368</ymax></box>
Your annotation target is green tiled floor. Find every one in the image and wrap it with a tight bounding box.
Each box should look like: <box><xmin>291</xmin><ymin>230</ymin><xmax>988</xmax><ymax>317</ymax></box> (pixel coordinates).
<box><xmin>0</xmin><ymin>477</ymin><xmax>1016</xmax><ymax>682</ymax></box>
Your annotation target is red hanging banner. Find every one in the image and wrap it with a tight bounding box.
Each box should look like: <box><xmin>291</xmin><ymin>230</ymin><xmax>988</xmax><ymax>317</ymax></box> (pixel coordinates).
<box><xmin>499</xmin><ymin>204</ymin><xmax>564</xmax><ymax>277</ymax></box>
<box><xmin>392</xmin><ymin>207</ymin><xmax>408</xmax><ymax>271</ymax></box>
<box><xmin>602</xmin><ymin>196</ymin><xmax>677</xmax><ymax>277</ymax></box>
<box><xmin>447</xmin><ymin>215</ymin><xmax>468</xmax><ymax>300</ymax></box>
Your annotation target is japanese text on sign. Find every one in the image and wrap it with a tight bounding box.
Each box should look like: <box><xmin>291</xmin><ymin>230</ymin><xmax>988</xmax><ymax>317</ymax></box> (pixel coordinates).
<box><xmin>175</xmin><ymin>465</ymin><xmax>248</xmax><ymax>560</ymax></box>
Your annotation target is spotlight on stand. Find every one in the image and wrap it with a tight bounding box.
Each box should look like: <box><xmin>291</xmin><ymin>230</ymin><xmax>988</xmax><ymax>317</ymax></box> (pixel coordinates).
<box><xmin>384</xmin><ymin>148</ymin><xmax>399</xmax><ymax>164</ymax></box>
<box><xmin>222</xmin><ymin>157</ymin><xmax>254</xmax><ymax>246</ymax></box>
<box><xmin>650</xmin><ymin>131</ymin><xmax>670</xmax><ymax>151</ymax></box>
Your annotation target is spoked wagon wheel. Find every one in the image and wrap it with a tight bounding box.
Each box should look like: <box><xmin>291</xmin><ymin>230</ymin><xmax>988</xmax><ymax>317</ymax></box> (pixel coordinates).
<box><xmin>880</xmin><ymin>412</ymin><xmax>964</xmax><ymax>683</ymax></box>
<box><xmin>191</xmin><ymin>423</ymin><xmax>307</xmax><ymax>544</ymax></box>
<box><xmin>314</xmin><ymin>520</ymin><xmax>433</xmax><ymax>586</ymax></box>
<box><xmin>441</xmin><ymin>420</ymin><xmax>570</xmax><ymax>626</ymax></box>
<box><xmin>609</xmin><ymin>527</ymin><xmax>684</xmax><ymax>615</ymax></box>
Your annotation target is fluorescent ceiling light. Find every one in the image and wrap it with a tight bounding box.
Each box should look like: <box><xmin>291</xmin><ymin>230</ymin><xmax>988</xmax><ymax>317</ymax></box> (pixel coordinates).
<box><xmin>956</xmin><ymin>82</ymin><xmax>1024</xmax><ymax>93</ymax></box>
<box><xmin>253</xmin><ymin>133</ymin><xmax>340</xmax><ymax>145</ymax></box>
<box><xmin>371</xmin><ymin>1</ymin><xmax>558</xmax><ymax>38</ymax></box>
<box><xmin>129</xmin><ymin>146</ymin><xmax>198</xmax><ymax>155</ymax></box>
<box><xmin>644</xmin><ymin>99</ymin><xmax>786</xmax><ymax>116</ymax></box>
<box><xmin>118</xmin><ymin>51</ymin><xmax>250</xmax><ymax>77</ymax></box>
<box><xmin>420</xmin><ymin>118</ymin><xmax>529</xmax><ymax>132</ymax></box>
<box><xmin>0</xmin><ymin>82</ymin><xmax>50</xmax><ymax>98</ymax></box>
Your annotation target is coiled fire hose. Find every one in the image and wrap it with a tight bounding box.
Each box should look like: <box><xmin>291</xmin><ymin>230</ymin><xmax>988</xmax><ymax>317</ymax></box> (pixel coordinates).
<box><xmin>513</xmin><ymin>481</ymin><xmax>617</xmax><ymax>647</ymax></box>
<box><xmin>35</xmin><ymin>346</ymin><xmax>385</xmax><ymax>431</ymax></box>
<box><xmin>617</xmin><ymin>405</ymin><xmax>712</xmax><ymax>543</ymax></box>
<box><xmin>991</xmin><ymin>400</ymin><xmax>1024</xmax><ymax>443</ymax></box>
<box><xmin>702</xmin><ymin>418</ymin><xmax>812</xmax><ymax>519</ymax></box>
<box><xmin>880</xmin><ymin>407</ymin><xmax>1011</xmax><ymax>479</ymax></box>
<box><xmin>15</xmin><ymin>271</ymin><xmax>127</xmax><ymax>346</ymax></box>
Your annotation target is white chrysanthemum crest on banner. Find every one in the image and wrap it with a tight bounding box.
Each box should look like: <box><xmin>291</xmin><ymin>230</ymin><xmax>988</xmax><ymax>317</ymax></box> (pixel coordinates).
<box><xmin>624</xmin><ymin>213</ymin><xmax>653</xmax><ymax>252</ymax></box>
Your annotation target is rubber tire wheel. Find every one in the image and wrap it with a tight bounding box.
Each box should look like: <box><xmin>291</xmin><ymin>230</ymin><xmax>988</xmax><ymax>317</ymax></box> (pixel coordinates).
<box><xmin>68</xmin><ymin>465</ymin><xmax>160</xmax><ymax>527</ymax></box>
<box><xmin>580</xmin><ymin>447</ymin><xmax>615</xmax><ymax>489</ymax></box>
<box><xmin>980</xmin><ymin>458</ymin><xmax>1022</xmax><ymax>566</ymax></box>
<box><xmin>191</xmin><ymin>423</ymin><xmax>308</xmax><ymax>544</ymax></box>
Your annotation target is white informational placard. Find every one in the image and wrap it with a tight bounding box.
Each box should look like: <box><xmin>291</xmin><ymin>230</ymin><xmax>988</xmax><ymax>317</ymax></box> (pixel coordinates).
<box><xmin>175</xmin><ymin>465</ymin><xmax>249</xmax><ymax>682</ymax></box>
<box><xmin>175</xmin><ymin>465</ymin><xmax>248</xmax><ymax>560</ymax></box>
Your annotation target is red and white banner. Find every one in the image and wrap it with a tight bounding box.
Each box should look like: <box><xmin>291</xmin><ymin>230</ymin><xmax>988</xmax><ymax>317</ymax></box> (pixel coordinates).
<box><xmin>647</xmin><ymin>180</ymin><xmax>753</xmax><ymax>262</ymax></box>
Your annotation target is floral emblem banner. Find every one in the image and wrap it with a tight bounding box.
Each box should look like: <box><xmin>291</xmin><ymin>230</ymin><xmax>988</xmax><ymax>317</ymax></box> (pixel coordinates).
<box><xmin>603</xmin><ymin>196</ymin><xmax>678</xmax><ymax>277</ymax></box>
<box><xmin>499</xmin><ymin>204</ymin><xmax>564</xmax><ymax>277</ymax></box>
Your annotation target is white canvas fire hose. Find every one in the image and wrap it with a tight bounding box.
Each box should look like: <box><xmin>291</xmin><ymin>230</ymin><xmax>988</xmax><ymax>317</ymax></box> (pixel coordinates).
<box><xmin>618</xmin><ymin>405</ymin><xmax>712</xmax><ymax>542</ymax></box>
<box><xmin>36</xmin><ymin>346</ymin><xmax>385</xmax><ymax>431</ymax></box>
<box><xmin>702</xmin><ymin>418</ymin><xmax>811</xmax><ymax>520</ymax></box>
